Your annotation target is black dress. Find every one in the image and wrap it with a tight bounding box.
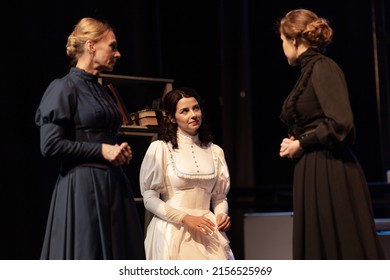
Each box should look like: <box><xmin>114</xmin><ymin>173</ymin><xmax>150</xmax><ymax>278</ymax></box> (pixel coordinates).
<box><xmin>35</xmin><ymin>67</ymin><xmax>145</xmax><ymax>259</ymax></box>
<box><xmin>280</xmin><ymin>49</ymin><xmax>385</xmax><ymax>259</ymax></box>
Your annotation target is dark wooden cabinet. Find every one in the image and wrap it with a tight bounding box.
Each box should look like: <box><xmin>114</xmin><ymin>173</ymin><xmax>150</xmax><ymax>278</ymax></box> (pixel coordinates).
<box><xmin>98</xmin><ymin>74</ymin><xmax>174</xmax><ymax>230</ymax></box>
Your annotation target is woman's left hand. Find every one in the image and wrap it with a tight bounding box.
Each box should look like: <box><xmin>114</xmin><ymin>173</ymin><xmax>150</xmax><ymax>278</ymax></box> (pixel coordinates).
<box><xmin>216</xmin><ymin>214</ymin><xmax>231</xmax><ymax>232</ymax></box>
<box><xmin>182</xmin><ymin>214</ymin><xmax>215</xmax><ymax>235</ymax></box>
<box><xmin>102</xmin><ymin>142</ymin><xmax>133</xmax><ymax>166</ymax></box>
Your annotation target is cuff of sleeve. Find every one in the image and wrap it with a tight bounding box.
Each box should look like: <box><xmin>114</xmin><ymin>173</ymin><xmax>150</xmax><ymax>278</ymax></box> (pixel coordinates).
<box><xmin>165</xmin><ymin>207</ymin><xmax>187</xmax><ymax>225</ymax></box>
<box><xmin>299</xmin><ymin>133</ymin><xmax>318</xmax><ymax>150</ymax></box>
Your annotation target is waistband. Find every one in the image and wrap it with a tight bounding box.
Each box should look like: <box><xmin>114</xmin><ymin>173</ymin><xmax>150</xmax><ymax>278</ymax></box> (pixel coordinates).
<box><xmin>60</xmin><ymin>160</ymin><xmax>115</xmax><ymax>174</ymax></box>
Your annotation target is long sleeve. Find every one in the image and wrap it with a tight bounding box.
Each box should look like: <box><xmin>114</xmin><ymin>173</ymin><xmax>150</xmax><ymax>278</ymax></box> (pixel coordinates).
<box><xmin>210</xmin><ymin>144</ymin><xmax>230</xmax><ymax>217</ymax></box>
<box><xmin>139</xmin><ymin>140</ymin><xmax>187</xmax><ymax>225</ymax></box>
<box><xmin>299</xmin><ymin>58</ymin><xmax>355</xmax><ymax>150</ymax></box>
<box><xmin>35</xmin><ymin>78</ymin><xmax>101</xmax><ymax>160</ymax></box>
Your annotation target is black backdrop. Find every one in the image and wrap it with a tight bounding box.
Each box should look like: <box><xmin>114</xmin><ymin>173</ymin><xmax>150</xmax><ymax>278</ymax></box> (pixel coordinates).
<box><xmin>1</xmin><ymin>0</ymin><xmax>387</xmax><ymax>259</ymax></box>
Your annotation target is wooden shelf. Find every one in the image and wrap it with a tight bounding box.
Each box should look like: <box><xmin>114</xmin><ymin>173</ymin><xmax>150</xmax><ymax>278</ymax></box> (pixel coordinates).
<box><xmin>98</xmin><ymin>73</ymin><xmax>174</xmax><ymax>97</ymax></box>
<box><xmin>98</xmin><ymin>73</ymin><xmax>173</xmax><ymax>136</ymax></box>
<box><xmin>119</xmin><ymin>125</ymin><xmax>160</xmax><ymax>137</ymax></box>
<box><xmin>98</xmin><ymin>73</ymin><xmax>174</xmax><ymax>85</ymax></box>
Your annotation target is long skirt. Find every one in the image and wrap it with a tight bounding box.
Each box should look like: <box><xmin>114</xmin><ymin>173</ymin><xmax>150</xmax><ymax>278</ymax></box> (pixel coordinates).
<box><xmin>40</xmin><ymin>165</ymin><xmax>145</xmax><ymax>260</ymax></box>
<box><xmin>292</xmin><ymin>148</ymin><xmax>385</xmax><ymax>259</ymax></box>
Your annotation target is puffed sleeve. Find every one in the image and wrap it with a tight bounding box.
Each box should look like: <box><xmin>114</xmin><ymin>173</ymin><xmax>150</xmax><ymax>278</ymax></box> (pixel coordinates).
<box><xmin>139</xmin><ymin>140</ymin><xmax>187</xmax><ymax>224</ymax></box>
<box><xmin>210</xmin><ymin>144</ymin><xmax>230</xmax><ymax>217</ymax></box>
<box><xmin>35</xmin><ymin>78</ymin><xmax>101</xmax><ymax>160</ymax></box>
<box><xmin>300</xmin><ymin>58</ymin><xmax>355</xmax><ymax>150</ymax></box>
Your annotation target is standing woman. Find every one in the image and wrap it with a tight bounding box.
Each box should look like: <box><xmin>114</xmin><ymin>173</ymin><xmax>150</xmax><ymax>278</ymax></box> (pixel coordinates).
<box><xmin>35</xmin><ymin>17</ymin><xmax>145</xmax><ymax>259</ymax></box>
<box><xmin>277</xmin><ymin>9</ymin><xmax>385</xmax><ymax>259</ymax></box>
<box><xmin>139</xmin><ymin>87</ymin><xmax>234</xmax><ymax>259</ymax></box>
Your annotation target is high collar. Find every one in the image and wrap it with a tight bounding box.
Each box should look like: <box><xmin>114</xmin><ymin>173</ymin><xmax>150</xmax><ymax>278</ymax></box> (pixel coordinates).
<box><xmin>177</xmin><ymin>129</ymin><xmax>200</xmax><ymax>145</ymax></box>
<box><xmin>298</xmin><ymin>48</ymin><xmax>322</xmax><ymax>68</ymax></box>
<box><xmin>70</xmin><ymin>67</ymin><xmax>99</xmax><ymax>83</ymax></box>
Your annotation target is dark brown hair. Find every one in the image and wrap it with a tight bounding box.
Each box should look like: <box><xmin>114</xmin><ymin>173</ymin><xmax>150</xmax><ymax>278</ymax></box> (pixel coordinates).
<box><xmin>159</xmin><ymin>87</ymin><xmax>213</xmax><ymax>149</ymax></box>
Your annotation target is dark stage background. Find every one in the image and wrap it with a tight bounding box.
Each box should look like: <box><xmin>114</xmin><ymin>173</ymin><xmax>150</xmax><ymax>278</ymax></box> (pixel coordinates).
<box><xmin>1</xmin><ymin>0</ymin><xmax>390</xmax><ymax>259</ymax></box>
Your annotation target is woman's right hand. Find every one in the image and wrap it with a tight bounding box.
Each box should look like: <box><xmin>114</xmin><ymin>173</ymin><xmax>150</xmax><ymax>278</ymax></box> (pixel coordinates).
<box><xmin>279</xmin><ymin>136</ymin><xmax>302</xmax><ymax>159</ymax></box>
<box><xmin>182</xmin><ymin>214</ymin><xmax>216</xmax><ymax>235</ymax></box>
<box><xmin>102</xmin><ymin>142</ymin><xmax>133</xmax><ymax>165</ymax></box>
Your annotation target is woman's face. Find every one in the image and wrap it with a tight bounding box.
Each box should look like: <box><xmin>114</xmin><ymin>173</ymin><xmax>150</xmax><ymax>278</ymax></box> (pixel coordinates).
<box><xmin>280</xmin><ymin>33</ymin><xmax>298</xmax><ymax>66</ymax></box>
<box><xmin>93</xmin><ymin>30</ymin><xmax>121</xmax><ymax>72</ymax></box>
<box><xmin>172</xmin><ymin>97</ymin><xmax>202</xmax><ymax>136</ymax></box>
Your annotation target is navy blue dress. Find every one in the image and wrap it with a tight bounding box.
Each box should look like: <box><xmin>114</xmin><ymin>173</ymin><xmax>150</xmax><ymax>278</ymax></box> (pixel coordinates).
<box><xmin>36</xmin><ymin>67</ymin><xmax>145</xmax><ymax>259</ymax></box>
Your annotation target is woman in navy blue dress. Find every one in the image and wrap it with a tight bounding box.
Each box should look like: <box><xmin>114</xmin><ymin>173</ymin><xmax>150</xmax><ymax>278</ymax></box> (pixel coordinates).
<box><xmin>35</xmin><ymin>17</ymin><xmax>145</xmax><ymax>259</ymax></box>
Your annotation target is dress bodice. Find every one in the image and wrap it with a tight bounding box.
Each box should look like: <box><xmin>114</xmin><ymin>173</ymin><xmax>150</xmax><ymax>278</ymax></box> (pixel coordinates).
<box><xmin>163</xmin><ymin>131</ymin><xmax>217</xmax><ymax>211</ymax></box>
<box><xmin>35</xmin><ymin>67</ymin><xmax>123</xmax><ymax>165</ymax></box>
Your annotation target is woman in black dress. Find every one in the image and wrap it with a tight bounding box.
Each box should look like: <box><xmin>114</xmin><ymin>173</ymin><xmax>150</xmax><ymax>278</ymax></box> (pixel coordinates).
<box><xmin>277</xmin><ymin>9</ymin><xmax>385</xmax><ymax>259</ymax></box>
<box><xmin>35</xmin><ymin>17</ymin><xmax>145</xmax><ymax>259</ymax></box>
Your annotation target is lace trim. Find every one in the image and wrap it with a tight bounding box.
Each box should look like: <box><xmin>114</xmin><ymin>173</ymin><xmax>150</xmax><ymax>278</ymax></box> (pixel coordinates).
<box><xmin>165</xmin><ymin>142</ymin><xmax>218</xmax><ymax>180</ymax></box>
<box><xmin>281</xmin><ymin>56</ymin><xmax>322</xmax><ymax>137</ymax></box>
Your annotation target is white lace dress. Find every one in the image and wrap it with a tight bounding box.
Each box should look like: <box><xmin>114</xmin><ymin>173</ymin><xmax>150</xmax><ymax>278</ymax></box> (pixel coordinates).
<box><xmin>139</xmin><ymin>131</ymin><xmax>234</xmax><ymax>260</ymax></box>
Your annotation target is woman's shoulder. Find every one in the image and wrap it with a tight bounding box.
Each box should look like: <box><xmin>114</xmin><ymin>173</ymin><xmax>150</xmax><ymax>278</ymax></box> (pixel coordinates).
<box><xmin>316</xmin><ymin>53</ymin><xmax>340</xmax><ymax>67</ymax></box>
<box><xmin>149</xmin><ymin>139</ymin><xmax>164</xmax><ymax>145</ymax></box>
<box><xmin>45</xmin><ymin>71</ymin><xmax>78</xmax><ymax>93</ymax></box>
<box><xmin>313</xmin><ymin>54</ymin><xmax>344</xmax><ymax>75</ymax></box>
<box><xmin>39</xmin><ymin>72</ymin><xmax>79</xmax><ymax>106</ymax></box>
<box><xmin>148</xmin><ymin>139</ymin><xmax>170</xmax><ymax>151</ymax></box>
<box><xmin>209</xmin><ymin>143</ymin><xmax>225</xmax><ymax>156</ymax></box>
<box><xmin>210</xmin><ymin>142</ymin><xmax>221</xmax><ymax>149</ymax></box>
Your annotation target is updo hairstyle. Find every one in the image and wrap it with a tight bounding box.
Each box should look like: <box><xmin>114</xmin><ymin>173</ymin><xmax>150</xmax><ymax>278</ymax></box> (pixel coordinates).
<box><xmin>65</xmin><ymin>17</ymin><xmax>112</xmax><ymax>65</ymax></box>
<box><xmin>279</xmin><ymin>9</ymin><xmax>333</xmax><ymax>52</ymax></box>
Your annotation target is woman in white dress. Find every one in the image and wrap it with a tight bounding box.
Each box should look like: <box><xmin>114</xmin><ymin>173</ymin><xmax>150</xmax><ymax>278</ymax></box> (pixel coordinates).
<box><xmin>139</xmin><ymin>87</ymin><xmax>234</xmax><ymax>260</ymax></box>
